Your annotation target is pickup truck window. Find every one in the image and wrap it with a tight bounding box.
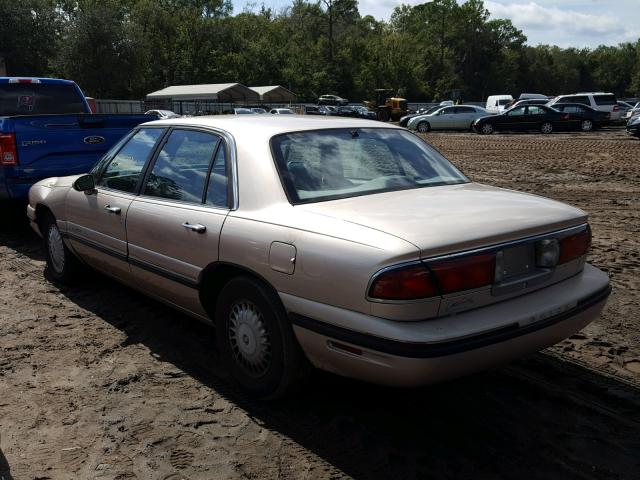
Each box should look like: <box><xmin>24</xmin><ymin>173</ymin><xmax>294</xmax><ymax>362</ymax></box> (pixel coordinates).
<box><xmin>98</xmin><ymin>128</ymin><xmax>164</xmax><ymax>193</ymax></box>
<box><xmin>0</xmin><ymin>83</ymin><xmax>86</xmax><ymax>116</ymax></box>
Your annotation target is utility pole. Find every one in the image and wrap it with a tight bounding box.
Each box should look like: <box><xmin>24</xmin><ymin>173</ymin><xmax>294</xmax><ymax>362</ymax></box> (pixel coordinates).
<box><xmin>322</xmin><ymin>0</ymin><xmax>334</xmax><ymax>63</ymax></box>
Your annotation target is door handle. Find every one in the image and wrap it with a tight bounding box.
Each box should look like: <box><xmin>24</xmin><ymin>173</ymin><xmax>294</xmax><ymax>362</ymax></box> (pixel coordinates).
<box><xmin>104</xmin><ymin>205</ymin><xmax>121</xmax><ymax>214</ymax></box>
<box><xmin>182</xmin><ymin>222</ymin><xmax>206</xmax><ymax>233</ymax></box>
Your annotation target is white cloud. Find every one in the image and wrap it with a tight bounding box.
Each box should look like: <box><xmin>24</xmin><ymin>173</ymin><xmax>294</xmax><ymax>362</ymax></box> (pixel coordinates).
<box><xmin>234</xmin><ymin>0</ymin><xmax>640</xmax><ymax>48</ymax></box>
<box><xmin>485</xmin><ymin>1</ymin><xmax>640</xmax><ymax>47</ymax></box>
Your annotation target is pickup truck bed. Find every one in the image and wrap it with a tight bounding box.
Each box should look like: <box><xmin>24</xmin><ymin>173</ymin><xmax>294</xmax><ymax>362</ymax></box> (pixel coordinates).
<box><xmin>0</xmin><ymin>113</ymin><xmax>153</xmax><ymax>200</ymax></box>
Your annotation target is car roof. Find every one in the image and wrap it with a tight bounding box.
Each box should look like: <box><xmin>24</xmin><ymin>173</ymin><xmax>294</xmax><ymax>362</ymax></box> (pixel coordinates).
<box><xmin>143</xmin><ymin>115</ymin><xmax>398</xmax><ymax>138</ymax></box>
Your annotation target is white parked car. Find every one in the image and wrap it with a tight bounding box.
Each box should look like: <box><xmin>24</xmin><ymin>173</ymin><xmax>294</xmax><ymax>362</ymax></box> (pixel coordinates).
<box><xmin>144</xmin><ymin>109</ymin><xmax>181</xmax><ymax>119</ymax></box>
<box><xmin>270</xmin><ymin>108</ymin><xmax>295</xmax><ymax>115</ymax></box>
<box><xmin>547</xmin><ymin>93</ymin><xmax>621</xmax><ymax>121</ymax></box>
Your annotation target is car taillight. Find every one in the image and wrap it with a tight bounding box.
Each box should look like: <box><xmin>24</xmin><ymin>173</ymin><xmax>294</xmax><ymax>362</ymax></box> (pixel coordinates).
<box><xmin>369</xmin><ymin>264</ymin><xmax>439</xmax><ymax>300</ymax></box>
<box><xmin>559</xmin><ymin>228</ymin><xmax>591</xmax><ymax>264</ymax></box>
<box><xmin>613</xmin><ymin>105</ymin><xmax>620</xmax><ymax>112</ymax></box>
<box><xmin>428</xmin><ymin>252</ymin><xmax>496</xmax><ymax>294</ymax></box>
<box><xmin>0</xmin><ymin>134</ymin><xmax>18</xmax><ymax>166</ymax></box>
<box><xmin>369</xmin><ymin>252</ymin><xmax>497</xmax><ymax>300</ymax></box>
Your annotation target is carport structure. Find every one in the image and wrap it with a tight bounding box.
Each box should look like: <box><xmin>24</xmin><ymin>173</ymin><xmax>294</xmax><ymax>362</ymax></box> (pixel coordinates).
<box><xmin>145</xmin><ymin>83</ymin><xmax>260</xmax><ymax>115</ymax></box>
<box><xmin>249</xmin><ymin>85</ymin><xmax>297</xmax><ymax>104</ymax></box>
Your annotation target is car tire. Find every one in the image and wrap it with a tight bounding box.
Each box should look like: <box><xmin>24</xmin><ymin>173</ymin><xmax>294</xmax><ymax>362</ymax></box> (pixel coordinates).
<box><xmin>480</xmin><ymin>123</ymin><xmax>494</xmax><ymax>135</ymax></box>
<box><xmin>580</xmin><ymin>119</ymin><xmax>593</xmax><ymax>132</ymax></box>
<box><xmin>215</xmin><ymin>276</ymin><xmax>308</xmax><ymax>398</ymax></box>
<box><xmin>417</xmin><ymin>121</ymin><xmax>430</xmax><ymax>133</ymax></box>
<box><xmin>540</xmin><ymin>122</ymin><xmax>553</xmax><ymax>134</ymax></box>
<box><xmin>42</xmin><ymin>212</ymin><xmax>82</xmax><ymax>284</ymax></box>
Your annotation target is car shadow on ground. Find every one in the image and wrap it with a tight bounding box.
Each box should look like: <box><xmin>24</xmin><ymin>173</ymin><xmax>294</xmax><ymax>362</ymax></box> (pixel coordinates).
<box><xmin>53</xmin><ymin>274</ymin><xmax>640</xmax><ymax>479</ymax></box>
<box><xmin>2</xmin><ymin>229</ymin><xmax>639</xmax><ymax>479</ymax></box>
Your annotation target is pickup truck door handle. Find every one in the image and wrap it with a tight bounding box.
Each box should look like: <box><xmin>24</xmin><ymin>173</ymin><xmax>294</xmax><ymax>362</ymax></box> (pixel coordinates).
<box><xmin>104</xmin><ymin>205</ymin><xmax>121</xmax><ymax>214</ymax></box>
<box><xmin>182</xmin><ymin>222</ymin><xmax>206</xmax><ymax>233</ymax></box>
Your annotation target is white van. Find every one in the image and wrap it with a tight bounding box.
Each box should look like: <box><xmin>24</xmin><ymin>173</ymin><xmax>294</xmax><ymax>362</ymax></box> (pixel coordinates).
<box><xmin>486</xmin><ymin>94</ymin><xmax>514</xmax><ymax>113</ymax></box>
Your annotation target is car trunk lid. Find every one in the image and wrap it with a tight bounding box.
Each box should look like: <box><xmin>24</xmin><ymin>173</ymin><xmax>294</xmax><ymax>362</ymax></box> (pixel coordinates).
<box><xmin>298</xmin><ymin>183</ymin><xmax>587</xmax><ymax>258</ymax></box>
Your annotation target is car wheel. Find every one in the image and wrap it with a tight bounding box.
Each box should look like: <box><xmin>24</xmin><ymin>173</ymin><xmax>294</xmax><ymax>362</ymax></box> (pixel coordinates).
<box><xmin>215</xmin><ymin>276</ymin><xmax>308</xmax><ymax>398</ymax></box>
<box><xmin>417</xmin><ymin>121</ymin><xmax>430</xmax><ymax>133</ymax></box>
<box><xmin>580</xmin><ymin>119</ymin><xmax>593</xmax><ymax>132</ymax></box>
<box><xmin>42</xmin><ymin>212</ymin><xmax>81</xmax><ymax>284</ymax></box>
<box><xmin>480</xmin><ymin>123</ymin><xmax>494</xmax><ymax>135</ymax></box>
<box><xmin>540</xmin><ymin>122</ymin><xmax>554</xmax><ymax>134</ymax></box>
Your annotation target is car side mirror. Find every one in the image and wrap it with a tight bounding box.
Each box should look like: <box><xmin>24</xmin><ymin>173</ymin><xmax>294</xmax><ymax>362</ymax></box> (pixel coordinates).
<box><xmin>73</xmin><ymin>174</ymin><xmax>96</xmax><ymax>194</ymax></box>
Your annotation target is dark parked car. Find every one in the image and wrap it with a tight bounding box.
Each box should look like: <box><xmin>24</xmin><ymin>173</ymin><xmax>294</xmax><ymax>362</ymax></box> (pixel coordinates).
<box><xmin>627</xmin><ymin>115</ymin><xmax>640</xmax><ymax>138</ymax></box>
<box><xmin>473</xmin><ymin>105</ymin><xmax>568</xmax><ymax>134</ymax></box>
<box><xmin>399</xmin><ymin>105</ymin><xmax>441</xmax><ymax>127</ymax></box>
<box><xmin>335</xmin><ymin>106</ymin><xmax>360</xmax><ymax>118</ymax></box>
<box><xmin>305</xmin><ymin>105</ymin><xmax>332</xmax><ymax>116</ymax></box>
<box><xmin>507</xmin><ymin>99</ymin><xmax>550</xmax><ymax>109</ymax></box>
<box><xmin>551</xmin><ymin>103</ymin><xmax>610</xmax><ymax>131</ymax></box>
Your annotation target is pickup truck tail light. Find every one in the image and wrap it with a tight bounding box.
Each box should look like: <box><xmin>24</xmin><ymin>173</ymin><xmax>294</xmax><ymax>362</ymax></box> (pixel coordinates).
<box><xmin>8</xmin><ymin>78</ymin><xmax>41</xmax><ymax>84</ymax></box>
<box><xmin>559</xmin><ymin>227</ymin><xmax>591</xmax><ymax>264</ymax></box>
<box><xmin>0</xmin><ymin>134</ymin><xmax>18</xmax><ymax>166</ymax></box>
<box><xmin>612</xmin><ymin>105</ymin><xmax>620</xmax><ymax>112</ymax></box>
<box><xmin>369</xmin><ymin>252</ymin><xmax>496</xmax><ymax>301</ymax></box>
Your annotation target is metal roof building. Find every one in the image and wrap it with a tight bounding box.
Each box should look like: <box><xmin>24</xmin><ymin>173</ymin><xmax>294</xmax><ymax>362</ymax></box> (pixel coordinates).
<box><xmin>146</xmin><ymin>83</ymin><xmax>260</xmax><ymax>103</ymax></box>
<box><xmin>249</xmin><ymin>85</ymin><xmax>297</xmax><ymax>103</ymax></box>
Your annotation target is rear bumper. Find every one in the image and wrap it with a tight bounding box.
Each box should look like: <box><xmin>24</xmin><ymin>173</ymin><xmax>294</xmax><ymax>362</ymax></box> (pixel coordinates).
<box><xmin>283</xmin><ymin>264</ymin><xmax>610</xmax><ymax>386</ymax></box>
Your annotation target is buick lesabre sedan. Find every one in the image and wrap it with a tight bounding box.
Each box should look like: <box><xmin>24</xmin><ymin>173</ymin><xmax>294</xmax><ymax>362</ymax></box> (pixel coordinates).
<box><xmin>27</xmin><ymin>116</ymin><xmax>610</xmax><ymax>397</ymax></box>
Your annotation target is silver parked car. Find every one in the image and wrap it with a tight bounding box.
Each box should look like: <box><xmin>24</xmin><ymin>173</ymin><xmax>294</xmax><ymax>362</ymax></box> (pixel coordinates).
<box><xmin>27</xmin><ymin>116</ymin><xmax>610</xmax><ymax>397</ymax></box>
<box><xmin>407</xmin><ymin>105</ymin><xmax>492</xmax><ymax>132</ymax></box>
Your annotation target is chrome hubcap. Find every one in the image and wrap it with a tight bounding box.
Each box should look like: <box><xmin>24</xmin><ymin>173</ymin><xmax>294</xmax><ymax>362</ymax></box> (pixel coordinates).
<box><xmin>582</xmin><ymin>120</ymin><xmax>592</xmax><ymax>131</ymax></box>
<box><xmin>482</xmin><ymin>124</ymin><xmax>492</xmax><ymax>134</ymax></box>
<box><xmin>418</xmin><ymin>123</ymin><xmax>428</xmax><ymax>133</ymax></box>
<box><xmin>47</xmin><ymin>224</ymin><xmax>65</xmax><ymax>273</ymax></box>
<box><xmin>228</xmin><ymin>300</ymin><xmax>271</xmax><ymax>377</ymax></box>
<box><xmin>542</xmin><ymin>123</ymin><xmax>552</xmax><ymax>133</ymax></box>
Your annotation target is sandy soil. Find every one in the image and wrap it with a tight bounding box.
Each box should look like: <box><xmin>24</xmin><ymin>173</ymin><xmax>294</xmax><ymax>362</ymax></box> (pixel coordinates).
<box><xmin>1</xmin><ymin>129</ymin><xmax>639</xmax><ymax>479</ymax></box>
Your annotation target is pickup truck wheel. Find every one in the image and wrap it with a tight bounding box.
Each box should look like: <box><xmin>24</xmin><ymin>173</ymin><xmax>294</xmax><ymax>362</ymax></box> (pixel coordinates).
<box><xmin>417</xmin><ymin>121</ymin><xmax>430</xmax><ymax>133</ymax></box>
<box><xmin>540</xmin><ymin>122</ymin><xmax>554</xmax><ymax>134</ymax></box>
<box><xmin>42</xmin><ymin>213</ymin><xmax>81</xmax><ymax>284</ymax></box>
<box><xmin>215</xmin><ymin>276</ymin><xmax>307</xmax><ymax>398</ymax></box>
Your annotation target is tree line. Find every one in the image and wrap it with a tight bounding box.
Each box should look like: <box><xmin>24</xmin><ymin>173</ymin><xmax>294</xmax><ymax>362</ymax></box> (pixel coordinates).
<box><xmin>1</xmin><ymin>0</ymin><xmax>639</xmax><ymax>102</ymax></box>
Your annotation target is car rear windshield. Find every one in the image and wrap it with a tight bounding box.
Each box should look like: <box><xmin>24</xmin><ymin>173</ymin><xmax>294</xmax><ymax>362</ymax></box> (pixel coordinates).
<box><xmin>0</xmin><ymin>83</ymin><xmax>86</xmax><ymax>116</ymax></box>
<box><xmin>271</xmin><ymin>128</ymin><xmax>468</xmax><ymax>204</ymax></box>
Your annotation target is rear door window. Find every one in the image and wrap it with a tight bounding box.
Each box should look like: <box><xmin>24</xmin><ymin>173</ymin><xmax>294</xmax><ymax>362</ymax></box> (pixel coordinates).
<box><xmin>0</xmin><ymin>83</ymin><xmax>86</xmax><ymax>115</ymax></box>
<box><xmin>570</xmin><ymin>96</ymin><xmax>590</xmax><ymax>105</ymax></box>
<box><xmin>143</xmin><ymin>129</ymin><xmax>220</xmax><ymax>203</ymax></box>
<box><xmin>527</xmin><ymin>106</ymin><xmax>545</xmax><ymax>115</ymax></box>
<box><xmin>455</xmin><ymin>107</ymin><xmax>475</xmax><ymax>113</ymax></box>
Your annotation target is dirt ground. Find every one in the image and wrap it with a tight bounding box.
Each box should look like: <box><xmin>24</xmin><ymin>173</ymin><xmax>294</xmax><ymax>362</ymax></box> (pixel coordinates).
<box><xmin>1</xmin><ymin>129</ymin><xmax>639</xmax><ymax>480</ymax></box>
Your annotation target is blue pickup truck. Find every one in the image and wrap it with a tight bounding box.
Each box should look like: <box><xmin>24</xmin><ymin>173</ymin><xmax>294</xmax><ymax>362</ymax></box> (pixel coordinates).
<box><xmin>0</xmin><ymin>77</ymin><xmax>153</xmax><ymax>202</ymax></box>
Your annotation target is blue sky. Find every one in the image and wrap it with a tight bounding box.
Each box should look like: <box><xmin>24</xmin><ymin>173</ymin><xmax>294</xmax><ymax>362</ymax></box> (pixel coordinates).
<box><xmin>233</xmin><ymin>0</ymin><xmax>640</xmax><ymax>48</ymax></box>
